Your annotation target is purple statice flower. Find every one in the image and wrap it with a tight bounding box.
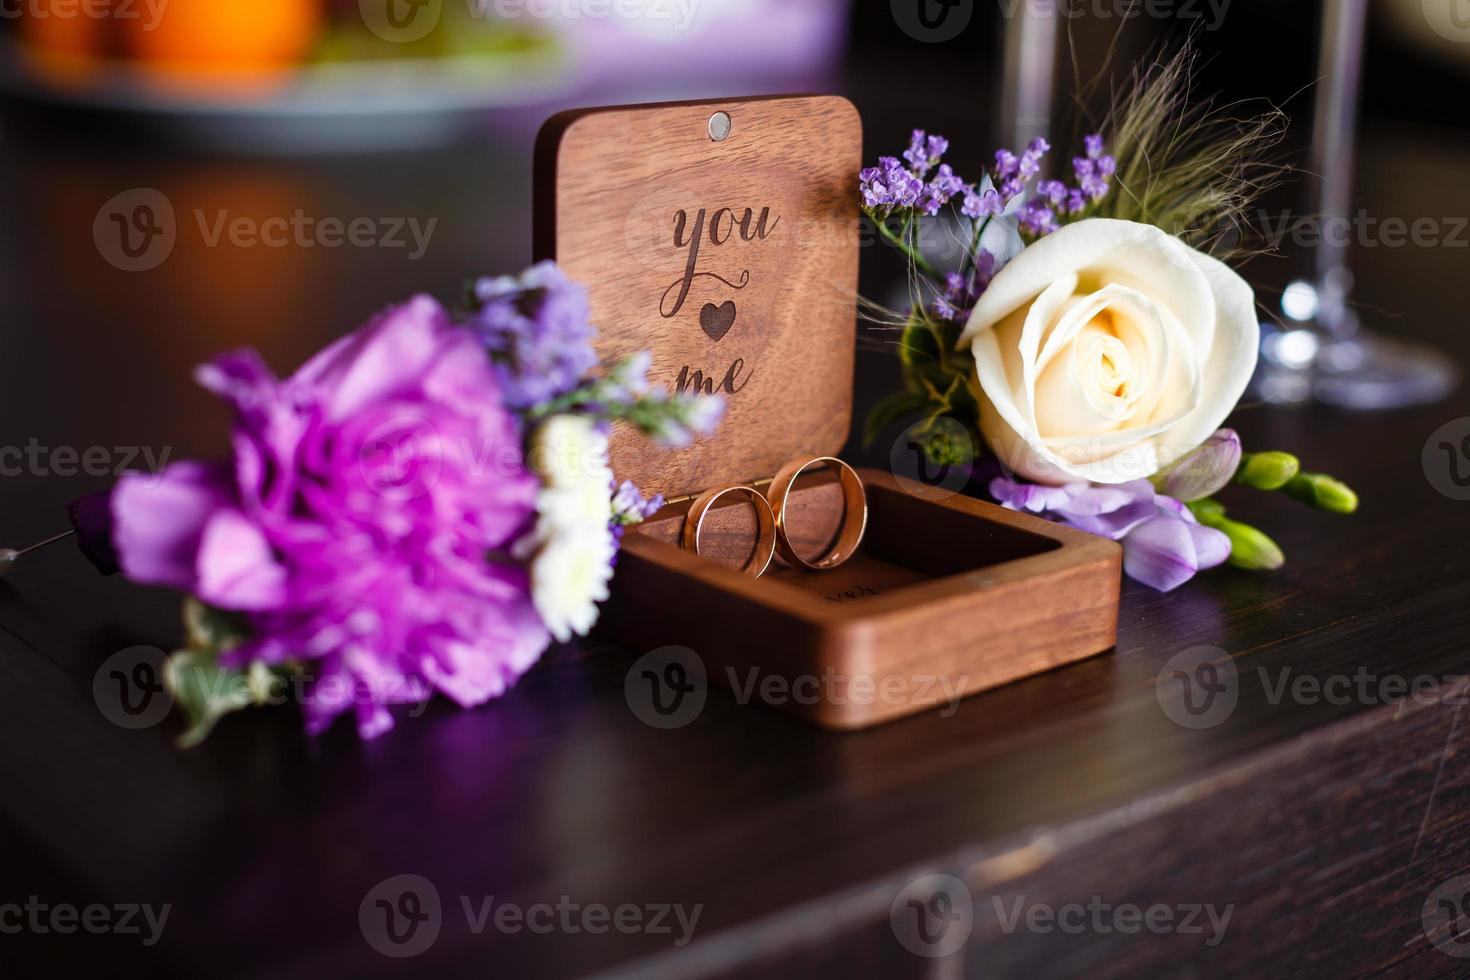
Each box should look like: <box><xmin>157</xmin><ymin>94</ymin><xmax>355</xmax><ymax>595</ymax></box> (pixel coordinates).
<box><xmin>994</xmin><ymin>148</ymin><xmax>1019</xmax><ymax>182</ymax></box>
<box><xmin>1068</xmin><ymin>133</ymin><xmax>1115</xmax><ymax>209</ymax></box>
<box><xmin>984</xmin><ymin>132</ymin><xmax>1113</xmax><ymax>227</ymax></box>
<box><xmin>961</xmin><ymin>185</ymin><xmax>1004</xmax><ymax>220</ymax></box>
<box><xmin>1017</xmin><ymin>137</ymin><xmax>1050</xmax><ymax>180</ymax></box>
<box><xmin>465</xmin><ymin>260</ymin><xmax>599</xmax><ymax>410</ymax></box>
<box><xmin>110</xmin><ymin>297</ymin><xmax>550</xmax><ymax>738</ymax></box>
<box><xmin>860</xmin><ymin>156</ymin><xmax>925</xmax><ymax>214</ymax></box>
<box><xmin>602</xmin><ymin>350</ymin><xmax>652</xmax><ymax>403</ymax></box>
<box><xmin>931</xmin><ymin>250</ymin><xmax>995</xmax><ymax>323</ymax></box>
<box><xmin>917</xmin><ymin>163</ymin><xmax>966</xmax><ymax>215</ymax></box>
<box><xmin>611</xmin><ymin>480</ymin><xmax>664</xmax><ymax>526</ymax></box>
<box><xmin>991</xmin><ymin>474</ymin><xmax>1229</xmax><ymax>591</ymax></box>
<box><xmin>1035</xmin><ymin>179</ymin><xmax>1069</xmax><ymax>208</ymax></box>
<box><xmin>1017</xmin><ymin>198</ymin><xmax>1059</xmax><ymax>236</ymax></box>
<box><xmin>989</xmin><ymin>139</ymin><xmax>1052</xmax><ymax>205</ymax></box>
<box><xmin>904</xmin><ymin>129</ymin><xmax>950</xmax><ymax>176</ymax></box>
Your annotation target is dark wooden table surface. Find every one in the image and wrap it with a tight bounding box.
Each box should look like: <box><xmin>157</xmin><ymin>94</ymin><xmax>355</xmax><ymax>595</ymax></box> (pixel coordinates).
<box><xmin>4</xmin><ymin>72</ymin><xmax>1470</xmax><ymax>978</ymax></box>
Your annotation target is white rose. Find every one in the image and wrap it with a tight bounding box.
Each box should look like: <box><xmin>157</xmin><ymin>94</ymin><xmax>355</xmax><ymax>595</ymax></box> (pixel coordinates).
<box><xmin>957</xmin><ymin>218</ymin><xmax>1258</xmax><ymax>485</ymax></box>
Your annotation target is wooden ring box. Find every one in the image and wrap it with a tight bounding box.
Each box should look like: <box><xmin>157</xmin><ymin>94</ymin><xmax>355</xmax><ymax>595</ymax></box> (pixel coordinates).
<box><xmin>535</xmin><ymin>95</ymin><xmax>1122</xmax><ymax>730</ymax></box>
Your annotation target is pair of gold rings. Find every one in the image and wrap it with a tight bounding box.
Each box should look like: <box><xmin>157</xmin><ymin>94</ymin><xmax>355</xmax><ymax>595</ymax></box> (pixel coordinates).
<box><xmin>679</xmin><ymin>457</ymin><xmax>867</xmax><ymax>578</ymax></box>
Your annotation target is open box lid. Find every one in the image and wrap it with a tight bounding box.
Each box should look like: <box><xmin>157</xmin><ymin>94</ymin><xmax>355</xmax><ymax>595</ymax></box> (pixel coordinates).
<box><xmin>534</xmin><ymin>95</ymin><xmax>862</xmax><ymax>499</ymax></box>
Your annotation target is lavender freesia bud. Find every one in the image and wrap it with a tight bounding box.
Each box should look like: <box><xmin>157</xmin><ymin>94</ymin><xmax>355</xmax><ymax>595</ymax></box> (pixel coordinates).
<box><xmin>1160</xmin><ymin>429</ymin><xmax>1242</xmax><ymax>502</ymax></box>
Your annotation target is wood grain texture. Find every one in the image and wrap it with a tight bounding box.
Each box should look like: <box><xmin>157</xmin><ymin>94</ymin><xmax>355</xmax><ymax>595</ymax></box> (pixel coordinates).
<box><xmin>535</xmin><ymin>96</ymin><xmax>862</xmax><ymax>498</ymax></box>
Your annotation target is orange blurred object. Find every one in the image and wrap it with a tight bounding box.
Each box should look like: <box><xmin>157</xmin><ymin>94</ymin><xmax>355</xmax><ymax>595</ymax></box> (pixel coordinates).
<box><xmin>19</xmin><ymin>0</ymin><xmax>111</xmax><ymax>78</ymax></box>
<box><xmin>122</xmin><ymin>0</ymin><xmax>322</xmax><ymax>89</ymax></box>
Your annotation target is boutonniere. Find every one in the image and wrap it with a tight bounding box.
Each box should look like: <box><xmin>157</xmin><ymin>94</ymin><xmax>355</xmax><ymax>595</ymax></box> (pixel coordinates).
<box><xmin>862</xmin><ymin>50</ymin><xmax>1358</xmax><ymax>592</ymax></box>
<box><xmin>68</xmin><ymin>261</ymin><xmax>720</xmax><ymax>745</ymax></box>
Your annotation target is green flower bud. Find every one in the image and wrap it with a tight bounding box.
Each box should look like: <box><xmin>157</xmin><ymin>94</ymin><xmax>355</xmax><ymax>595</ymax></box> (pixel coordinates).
<box><xmin>1217</xmin><ymin>518</ymin><xmax>1285</xmax><ymax>570</ymax></box>
<box><xmin>1191</xmin><ymin>507</ymin><xmax>1284</xmax><ymax>570</ymax></box>
<box><xmin>1236</xmin><ymin>451</ymin><xmax>1300</xmax><ymax>490</ymax></box>
<box><xmin>1187</xmin><ymin>498</ymin><xmax>1227</xmax><ymax>522</ymax></box>
<box><xmin>1283</xmin><ymin>472</ymin><xmax>1359</xmax><ymax>514</ymax></box>
<box><xmin>917</xmin><ymin>425</ymin><xmax>974</xmax><ymax>469</ymax></box>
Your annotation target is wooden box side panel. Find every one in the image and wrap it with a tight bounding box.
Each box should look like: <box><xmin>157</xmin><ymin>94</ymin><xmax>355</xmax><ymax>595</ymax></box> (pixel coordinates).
<box><xmin>536</xmin><ymin>95</ymin><xmax>862</xmax><ymax>498</ymax></box>
<box><xmin>597</xmin><ymin>471</ymin><xmax>1122</xmax><ymax>732</ymax></box>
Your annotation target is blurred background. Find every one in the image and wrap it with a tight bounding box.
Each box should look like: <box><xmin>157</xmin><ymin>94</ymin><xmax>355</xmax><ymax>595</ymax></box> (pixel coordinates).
<box><xmin>1</xmin><ymin>0</ymin><xmax>1466</xmax><ymax>470</ymax></box>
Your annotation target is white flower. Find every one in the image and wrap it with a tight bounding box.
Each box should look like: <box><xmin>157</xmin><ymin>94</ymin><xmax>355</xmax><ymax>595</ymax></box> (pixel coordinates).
<box><xmin>524</xmin><ymin>414</ymin><xmax>617</xmax><ymax>642</ymax></box>
<box><xmin>530</xmin><ymin>525</ymin><xmax>616</xmax><ymax>643</ymax></box>
<box><xmin>957</xmin><ymin>218</ymin><xmax>1258</xmax><ymax>485</ymax></box>
<box><xmin>529</xmin><ymin>414</ymin><xmax>614</xmax><ymax>491</ymax></box>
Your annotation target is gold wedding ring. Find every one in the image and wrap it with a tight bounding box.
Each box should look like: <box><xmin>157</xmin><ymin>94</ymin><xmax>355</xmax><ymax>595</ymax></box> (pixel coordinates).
<box><xmin>680</xmin><ymin>485</ymin><xmax>776</xmax><ymax>578</ymax></box>
<box><xmin>766</xmin><ymin>456</ymin><xmax>868</xmax><ymax>571</ymax></box>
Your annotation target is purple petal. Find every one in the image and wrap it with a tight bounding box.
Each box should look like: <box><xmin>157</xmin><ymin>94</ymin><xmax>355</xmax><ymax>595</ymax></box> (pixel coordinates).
<box><xmin>1122</xmin><ymin>515</ymin><xmax>1201</xmax><ymax>592</ymax></box>
<box><xmin>67</xmin><ymin>490</ymin><xmax>119</xmax><ymax>575</ymax></box>
<box><xmin>296</xmin><ymin>295</ymin><xmax>451</xmax><ymax>423</ymax></box>
<box><xmin>1051</xmin><ymin>479</ymin><xmax>1156</xmax><ymax>539</ymax></box>
<box><xmin>1153</xmin><ymin>494</ymin><xmax>1194</xmax><ymax>522</ymax></box>
<box><xmin>194</xmin><ymin>509</ymin><xmax>288</xmax><ymax>611</ymax></box>
<box><xmin>1160</xmin><ymin>429</ymin><xmax>1242</xmax><ymax>502</ymax></box>
<box><xmin>112</xmin><ymin>462</ymin><xmax>234</xmax><ymax>591</ymax></box>
<box><xmin>1186</xmin><ymin>521</ymin><xmax>1231</xmax><ymax>570</ymax></box>
<box><xmin>990</xmin><ymin>475</ymin><xmax>1071</xmax><ymax>513</ymax></box>
<box><xmin>194</xmin><ymin>349</ymin><xmax>278</xmax><ymax>419</ymax></box>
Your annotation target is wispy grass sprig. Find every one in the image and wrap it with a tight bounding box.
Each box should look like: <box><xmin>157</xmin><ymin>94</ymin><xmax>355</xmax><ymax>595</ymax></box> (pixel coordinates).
<box><xmin>1088</xmin><ymin>46</ymin><xmax>1292</xmax><ymax>263</ymax></box>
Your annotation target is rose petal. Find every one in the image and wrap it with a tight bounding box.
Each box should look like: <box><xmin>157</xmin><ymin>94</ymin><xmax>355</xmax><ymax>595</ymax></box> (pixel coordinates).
<box><xmin>1150</xmin><ymin>254</ymin><xmax>1259</xmax><ymax>471</ymax></box>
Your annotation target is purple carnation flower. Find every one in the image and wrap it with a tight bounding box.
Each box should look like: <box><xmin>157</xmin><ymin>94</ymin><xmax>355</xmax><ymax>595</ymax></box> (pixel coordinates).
<box><xmin>991</xmin><ymin>475</ymin><xmax>1229</xmax><ymax>591</ymax></box>
<box><xmin>111</xmin><ymin>297</ymin><xmax>550</xmax><ymax>738</ymax></box>
<box><xmin>466</xmin><ymin>260</ymin><xmax>599</xmax><ymax>410</ymax></box>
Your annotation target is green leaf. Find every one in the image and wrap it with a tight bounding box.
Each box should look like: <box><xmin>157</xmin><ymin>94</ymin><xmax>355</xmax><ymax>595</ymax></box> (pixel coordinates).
<box><xmin>182</xmin><ymin>598</ymin><xmax>250</xmax><ymax>653</ymax></box>
<box><xmin>167</xmin><ymin>606</ymin><xmax>288</xmax><ymax>748</ymax></box>
<box><xmin>165</xmin><ymin>648</ymin><xmax>256</xmax><ymax>749</ymax></box>
<box><xmin>863</xmin><ymin>390</ymin><xmax>927</xmax><ymax>447</ymax></box>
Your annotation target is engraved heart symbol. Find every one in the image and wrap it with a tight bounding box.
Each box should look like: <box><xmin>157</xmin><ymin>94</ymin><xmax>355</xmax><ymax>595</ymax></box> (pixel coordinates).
<box><xmin>699</xmin><ymin>301</ymin><xmax>737</xmax><ymax>342</ymax></box>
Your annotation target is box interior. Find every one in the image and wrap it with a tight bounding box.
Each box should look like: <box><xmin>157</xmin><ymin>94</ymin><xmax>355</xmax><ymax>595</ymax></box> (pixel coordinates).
<box><xmin>635</xmin><ymin>470</ymin><xmax>1062</xmax><ymax>605</ymax></box>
